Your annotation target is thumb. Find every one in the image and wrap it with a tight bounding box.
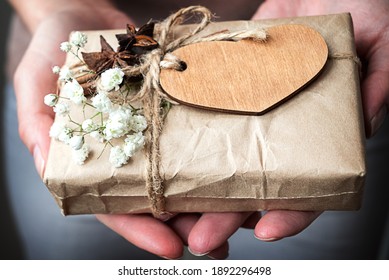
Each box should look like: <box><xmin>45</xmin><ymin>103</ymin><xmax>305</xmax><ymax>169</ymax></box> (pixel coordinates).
<box><xmin>14</xmin><ymin>33</ymin><xmax>57</xmax><ymax>178</ymax></box>
<box><xmin>361</xmin><ymin>45</ymin><xmax>389</xmax><ymax>137</ymax></box>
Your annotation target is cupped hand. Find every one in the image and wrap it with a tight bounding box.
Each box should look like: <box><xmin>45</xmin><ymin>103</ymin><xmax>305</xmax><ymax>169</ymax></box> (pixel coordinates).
<box><xmin>14</xmin><ymin>4</ymin><xmax>132</xmax><ymax>176</ymax></box>
<box><xmin>253</xmin><ymin>0</ymin><xmax>389</xmax><ymax>137</ymax></box>
<box><xmin>175</xmin><ymin>0</ymin><xmax>389</xmax><ymax>259</ymax></box>
<box><xmin>97</xmin><ymin>210</ymin><xmax>320</xmax><ymax>259</ymax></box>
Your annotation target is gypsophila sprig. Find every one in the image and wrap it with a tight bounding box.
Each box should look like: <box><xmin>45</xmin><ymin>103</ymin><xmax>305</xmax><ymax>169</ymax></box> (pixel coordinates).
<box><xmin>53</xmin><ymin>103</ymin><xmax>70</xmax><ymax>116</ymax></box>
<box><xmin>100</xmin><ymin>68</ymin><xmax>125</xmax><ymax>92</ymax></box>
<box><xmin>60</xmin><ymin>32</ymin><xmax>88</xmax><ymax>63</ymax></box>
<box><xmin>91</xmin><ymin>92</ymin><xmax>113</xmax><ymax>113</ymax></box>
<box><xmin>44</xmin><ymin>94</ymin><xmax>58</xmax><ymax>107</ymax></box>
<box><xmin>62</xmin><ymin>79</ymin><xmax>86</xmax><ymax>105</ymax></box>
<box><xmin>109</xmin><ymin>146</ymin><xmax>129</xmax><ymax>168</ymax></box>
<box><xmin>52</xmin><ymin>66</ymin><xmax>61</xmax><ymax>74</ymax></box>
<box><xmin>44</xmin><ymin>25</ymin><xmax>169</xmax><ymax>167</ymax></box>
<box><xmin>60</xmin><ymin>42</ymin><xmax>72</xmax><ymax>53</ymax></box>
<box><xmin>70</xmin><ymin>31</ymin><xmax>88</xmax><ymax>48</ymax></box>
<box><xmin>58</xmin><ymin>66</ymin><xmax>73</xmax><ymax>81</ymax></box>
<box><xmin>72</xmin><ymin>144</ymin><xmax>90</xmax><ymax>165</ymax></box>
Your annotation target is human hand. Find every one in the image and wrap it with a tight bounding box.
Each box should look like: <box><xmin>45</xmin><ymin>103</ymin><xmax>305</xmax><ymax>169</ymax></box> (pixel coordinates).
<box><xmin>11</xmin><ymin>0</ymin><xmax>132</xmax><ymax>176</ymax></box>
<box><xmin>97</xmin><ymin>210</ymin><xmax>320</xmax><ymax>259</ymax></box>
<box><xmin>253</xmin><ymin>0</ymin><xmax>389</xmax><ymax>138</ymax></box>
<box><xmin>214</xmin><ymin>0</ymin><xmax>389</xmax><ymax>259</ymax></box>
<box><xmin>167</xmin><ymin>0</ymin><xmax>389</xmax><ymax>258</ymax></box>
<box><xmin>11</xmin><ymin>0</ymin><xmax>256</xmax><ymax>260</ymax></box>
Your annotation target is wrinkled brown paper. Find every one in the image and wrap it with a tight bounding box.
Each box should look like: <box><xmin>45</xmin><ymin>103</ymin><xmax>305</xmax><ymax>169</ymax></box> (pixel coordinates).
<box><xmin>44</xmin><ymin>13</ymin><xmax>366</xmax><ymax>215</ymax></box>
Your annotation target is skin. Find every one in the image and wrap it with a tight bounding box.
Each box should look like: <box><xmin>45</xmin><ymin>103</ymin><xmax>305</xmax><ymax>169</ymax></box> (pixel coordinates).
<box><xmin>9</xmin><ymin>0</ymin><xmax>389</xmax><ymax>259</ymax></box>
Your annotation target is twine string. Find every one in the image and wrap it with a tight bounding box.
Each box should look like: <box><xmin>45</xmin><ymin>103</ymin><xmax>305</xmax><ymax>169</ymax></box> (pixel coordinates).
<box><xmin>129</xmin><ymin>6</ymin><xmax>267</xmax><ymax>217</ymax></box>
<box><xmin>71</xmin><ymin>5</ymin><xmax>361</xmax><ymax>217</ymax></box>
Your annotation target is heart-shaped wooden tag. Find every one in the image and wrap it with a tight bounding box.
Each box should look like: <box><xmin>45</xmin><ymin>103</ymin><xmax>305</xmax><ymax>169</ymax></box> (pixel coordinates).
<box><xmin>160</xmin><ymin>24</ymin><xmax>328</xmax><ymax>114</ymax></box>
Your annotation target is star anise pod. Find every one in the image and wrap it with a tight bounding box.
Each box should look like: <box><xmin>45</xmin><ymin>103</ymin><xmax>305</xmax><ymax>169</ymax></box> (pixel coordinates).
<box><xmin>116</xmin><ymin>22</ymin><xmax>159</xmax><ymax>54</ymax></box>
<box><xmin>81</xmin><ymin>36</ymin><xmax>139</xmax><ymax>74</ymax></box>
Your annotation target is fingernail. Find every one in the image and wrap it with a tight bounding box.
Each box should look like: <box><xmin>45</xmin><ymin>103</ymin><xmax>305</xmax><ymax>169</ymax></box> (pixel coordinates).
<box><xmin>33</xmin><ymin>145</ymin><xmax>45</xmax><ymax>178</ymax></box>
<box><xmin>160</xmin><ymin>255</ymin><xmax>182</xmax><ymax>260</ymax></box>
<box><xmin>254</xmin><ymin>234</ymin><xmax>280</xmax><ymax>242</ymax></box>
<box><xmin>369</xmin><ymin>106</ymin><xmax>387</xmax><ymax>137</ymax></box>
<box><xmin>188</xmin><ymin>247</ymin><xmax>210</xmax><ymax>257</ymax></box>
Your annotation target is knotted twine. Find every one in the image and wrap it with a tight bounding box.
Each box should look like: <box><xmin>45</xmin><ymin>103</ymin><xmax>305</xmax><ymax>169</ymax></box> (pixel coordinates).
<box><xmin>120</xmin><ymin>6</ymin><xmax>361</xmax><ymax>218</ymax></box>
<box><xmin>120</xmin><ymin>6</ymin><xmax>267</xmax><ymax>218</ymax></box>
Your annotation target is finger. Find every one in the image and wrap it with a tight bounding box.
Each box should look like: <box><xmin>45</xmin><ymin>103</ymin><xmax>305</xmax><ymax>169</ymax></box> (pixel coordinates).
<box><xmin>14</xmin><ymin>31</ymin><xmax>63</xmax><ymax>177</ymax></box>
<box><xmin>15</xmin><ymin>11</ymin><xmax>134</xmax><ymax>177</ymax></box>
<box><xmin>167</xmin><ymin>213</ymin><xmax>201</xmax><ymax>245</ymax></box>
<box><xmin>168</xmin><ymin>213</ymin><xmax>229</xmax><ymax>259</ymax></box>
<box><xmin>96</xmin><ymin>214</ymin><xmax>184</xmax><ymax>259</ymax></box>
<box><xmin>187</xmin><ymin>212</ymin><xmax>252</xmax><ymax>256</ymax></box>
<box><xmin>254</xmin><ymin>210</ymin><xmax>321</xmax><ymax>241</ymax></box>
<box><xmin>360</xmin><ymin>46</ymin><xmax>389</xmax><ymax>137</ymax></box>
<box><xmin>251</xmin><ymin>1</ymin><xmax>299</xmax><ymax>20</ymax></box>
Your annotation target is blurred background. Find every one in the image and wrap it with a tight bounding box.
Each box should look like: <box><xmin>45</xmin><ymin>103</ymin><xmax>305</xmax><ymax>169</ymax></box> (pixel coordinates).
<box><xmin>0</xmin><ymin>0</ymin><xmax>24</xmax><ymax>259</ymax></box>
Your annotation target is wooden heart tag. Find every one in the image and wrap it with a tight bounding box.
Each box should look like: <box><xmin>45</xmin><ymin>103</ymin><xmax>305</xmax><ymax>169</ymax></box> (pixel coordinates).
<box><xmin>160</xmin><ymin>24</ymin><xmax>328</xmax><ymax>114</ymax></box>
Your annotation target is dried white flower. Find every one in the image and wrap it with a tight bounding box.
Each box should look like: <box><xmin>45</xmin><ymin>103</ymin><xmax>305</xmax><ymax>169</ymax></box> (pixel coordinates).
<box><xmin>52</xmin><ymin>66</ymin><xmax>61</xmax><ymax>74</ymax></box>
<box><xmin>58</xmin><ymin>127</ymin><xmax>73</xmax><ymax>144</ymax></box>
<box><xmin>130</xmin><ymin>115</ymin><xmax>148</xmax><ymax>132</ymax></box>
<box><xmin>100</xmin><ymin>68</ymin><xmax>124</xmax><ymax>92</ymax></box>
<box><xmin>60</xmin><ymin>42</ymin><xmax>72</xmax><ymax>52</ymax></box>
<box><xmin>104</xmin><ymin>107</ymin><xmax>132</xmax><ymax>140</ymax></box>
<box><xmin>82</xmin><ymin>119</ymin><xmax>98</xmax><ymax>133</ymax></box>
<box><xmin>59</xmin><ymin>66</ymin><xmax>73</xmax><ymax>81</ymax></box>
<box><xmin>44</xmin><ymin>93</ymin><xmax>58</xmax><ymax>107</ymax></box>
<box><xmin>69</xmin><ymin>135</ymin><xmax>85</xmax><ymax>150</ymax></box>
<box><xmin>124</xmin><ymin>132</ymin><xmax>145</xmax><ymax>157</ymax></box>
<box><xmin>62</xmin><ymin>79</ymin><xmax>86</xmax><ymax>105</ymax></box>
<box><xmin>70</xmin><ymin>31</ymin><xmax>88</xmax><ymax>48</ymax></box>
<box><xmin>90</xmin><ymin>131</ymin><xmax>105</xmax><ymax>143</ymax></box>
<box><xmin>53</xmin><ymin>103</ymin><xmax>70</xmax><ymax>116</ymax></box>
<box><xmin>72</xmin><ymin>144</ymin><xmax>90</xmax><ymax>165</ymax></box>
<box><xmin>49</xmin><ymin>123</ymin><xmax>65</xmax><ymax>139</ymax></box>
<box><xmin>47</xmin><ymin>33</ymin><xmax>158</xmax><ymax>167</ymax></box>
<box><xmin>109</xmin><ymin>146</ymin><xmax>128</xmax><ymax>168</ymax></box>
<box><xmin>91</xmin><ymin>92</ymin><xmax>112</xmax><ymax>113</ymax></box>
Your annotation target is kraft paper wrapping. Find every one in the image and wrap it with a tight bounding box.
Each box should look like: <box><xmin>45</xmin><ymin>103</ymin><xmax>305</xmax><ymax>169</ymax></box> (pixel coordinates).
<box><xmin>44</xmin><ymin>13</ymin><xmax>366</xmax><ymax>215</ymax></box>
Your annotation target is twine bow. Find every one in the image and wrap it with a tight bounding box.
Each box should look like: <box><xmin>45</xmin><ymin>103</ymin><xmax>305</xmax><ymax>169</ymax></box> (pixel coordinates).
<box><xmin>119</xmin><ymin>6</ymin><xmax>267</xmax><ymax>218</ymax></box>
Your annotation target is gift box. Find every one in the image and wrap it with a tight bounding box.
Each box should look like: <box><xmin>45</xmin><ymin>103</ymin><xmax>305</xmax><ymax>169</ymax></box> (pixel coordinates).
<box><xmin>44</xmin><ymin>11</ymin><xmax>366</xmax><ymax>216</ymax></box>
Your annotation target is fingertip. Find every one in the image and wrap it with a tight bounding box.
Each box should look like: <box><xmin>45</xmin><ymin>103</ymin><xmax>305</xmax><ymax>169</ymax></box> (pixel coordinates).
<box><xmin>187</xmin><ymin>212</ymin><xmax>251</xmax><ymax>255</ymax></box>
<box><xmin>33</xmin><ymin>145</ymin><xmax>45</xmax><ymax>178</ymax></box>
<box><xmin>187</xmin><ymin>243</ymin><xmax>229</xmax><ymax>260</ymax></box>
<box><xmin>187</xmin><ymin>247</ymin><xmax>210</xmax><ymax>257</ymax></box>
<box><xmin>96</xmin><ymin>214</ymin><xmax>184</xmax><ymax>260</ymax></box>
<box><xmin>254</xmin><ymin>210</ymin><xmax>321</xmax><ymax>241</ymax></box>
<box><xmin>254</xmin><ymin>231</ymin><xmax>282</xmax><ymax>242</ymax></box>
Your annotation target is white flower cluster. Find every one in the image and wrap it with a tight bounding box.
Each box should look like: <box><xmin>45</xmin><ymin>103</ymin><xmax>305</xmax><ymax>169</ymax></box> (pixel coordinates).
<box><xmin>46</xmin><ymin>89</ymin><xmax>147</xmax><ymax>166</ymax></box>
<box><xmin>100</xmin><ymin>68</ymin><xmax>125</xmax><ymax>92</ymax></box>
<box><xmin>60</xmin><ymin>31</ymin><xmax>88</xmax><ymax>53</ymax></box>
<box><xmin>108</xmin><ymin>132</ymin><xmax>146</xmax><ymax>168</ymax></box>
<box><xmin>43</xmin><ymin>32</ymin><xmax>151</xmax><ymax>167</ymax></box>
